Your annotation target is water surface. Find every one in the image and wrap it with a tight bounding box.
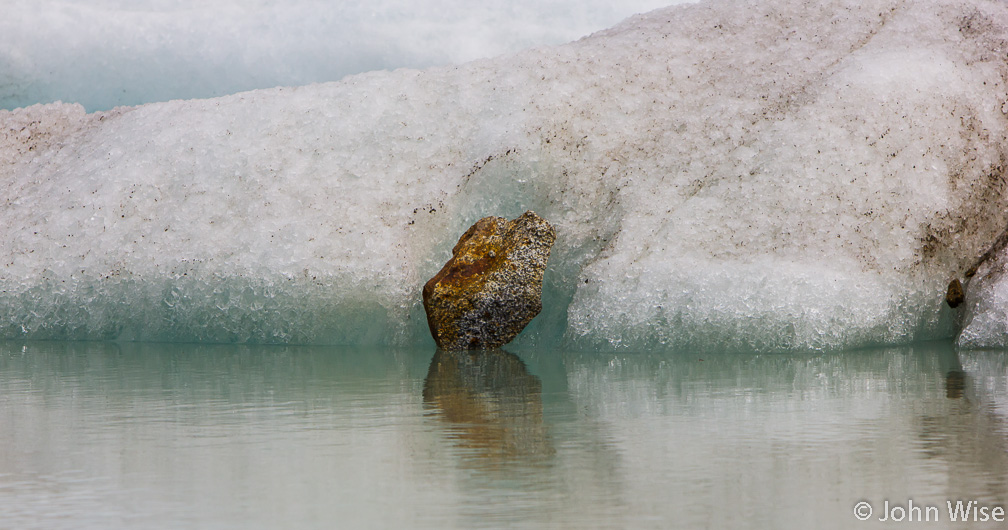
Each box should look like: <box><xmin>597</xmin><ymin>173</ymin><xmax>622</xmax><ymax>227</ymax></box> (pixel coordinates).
<box><xmin>1</xmin><ymin>341</ymin><xmax>1006</xmax><ymax>528</ymax></box>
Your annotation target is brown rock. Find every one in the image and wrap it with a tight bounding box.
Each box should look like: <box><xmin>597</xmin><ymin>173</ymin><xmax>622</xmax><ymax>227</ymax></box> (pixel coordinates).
<box><xmin>422</xmin><ymin>211</ymin><xmax>556</xmax><ymax>350</ymax></box>
<box><xmin>946</xmin><ymin>278</ymin><xmax>965</xmax><ymax>308</ymax></box>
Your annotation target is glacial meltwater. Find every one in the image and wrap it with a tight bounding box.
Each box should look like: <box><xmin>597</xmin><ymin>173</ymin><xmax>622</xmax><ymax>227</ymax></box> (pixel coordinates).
<box><xmin>1</xmin><ymin>340</ymin><xmax>1006</xmax><ymax>529</ymax></box>
<box><xmin>5</xmin><ymin>0</ymin><xmax>1008</xmax><ymax>527</ymax></box>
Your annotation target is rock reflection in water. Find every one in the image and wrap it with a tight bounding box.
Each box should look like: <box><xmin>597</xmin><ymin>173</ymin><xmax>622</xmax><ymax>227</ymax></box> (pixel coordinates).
<box><xmin>916</xmin><ymin>352</ymin><xmax>1008</xmax><ymax>502</ymax></box>
<box><xmin>946</xmin><ymin>370</ymin><xmax>967</xmax><ymax>400</ymax></box>
<box><xmin>423</xmin><ymin>348</ymin><xmax>553</xmax><ymax>465</ymax></box>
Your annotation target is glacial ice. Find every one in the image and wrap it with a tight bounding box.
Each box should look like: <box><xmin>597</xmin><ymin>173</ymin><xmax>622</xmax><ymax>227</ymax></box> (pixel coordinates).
<box><xmin>0</xmin><ymin>0</ymin><xmax>679</xmax><ymax>111</ymax></box>
<box><xmin>4</xmin><ymin>0</ymin><xmax>1008</xmax><ymax>350</ymax></box>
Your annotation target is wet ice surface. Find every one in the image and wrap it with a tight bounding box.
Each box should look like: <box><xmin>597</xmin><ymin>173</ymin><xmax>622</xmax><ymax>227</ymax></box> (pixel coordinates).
<box><xmin>0</xmin><ymin>341</ymin><xmax>1005</xmax><ymax>529</ymax></box>
<box><xmin>5</xmin><ymin>0</ymin><xmax>1008</xmax><ymax>350</ymax></box>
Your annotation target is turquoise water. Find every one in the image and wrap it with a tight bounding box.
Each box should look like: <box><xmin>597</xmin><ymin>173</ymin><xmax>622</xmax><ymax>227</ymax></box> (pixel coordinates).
<box><xmin>2</xmin><ymin>340</ymin><xmax>1006</xmax><ymax>528</ymax></box>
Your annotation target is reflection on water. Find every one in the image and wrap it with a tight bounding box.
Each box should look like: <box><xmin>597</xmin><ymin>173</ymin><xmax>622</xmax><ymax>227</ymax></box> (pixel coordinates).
<box><xmin>423</xmin><ymin>349</ymin><xmax>553</xmax><ymax>467</ymax></box>
<box><xmin>559</xmin><ymin>344</ymin><xmax>1008</xmax><ymax>528</ymax></box>
<box><xmin>0</xmin><ymin>340</ymin><xmax>1006</xmax><ymax>529</ymax></box>
<box><xmin>946</xmin><ymin>370</ymin><xmax>967</xmax><ymax>400</ymax></box>
<box><xmin>918</xmin><ymin>353</ymin><xmax>1008</xmax><ymax>507</ymax></box>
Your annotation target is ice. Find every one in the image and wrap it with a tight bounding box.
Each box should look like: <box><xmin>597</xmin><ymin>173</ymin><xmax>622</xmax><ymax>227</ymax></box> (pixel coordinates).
<box><xmin>4</xmin><ymin>0</ymin><xmax>1008</xmax><ymax>350</ymax></box>
<box><xmin>0</xmin><ymin>0</ymin><xmax>682</xmax><ymax>111</ymax></box>
<box><xmin>955</xmin><ymin>253</ymin><xmax>1008</xmax><ymax>348</ymax></box>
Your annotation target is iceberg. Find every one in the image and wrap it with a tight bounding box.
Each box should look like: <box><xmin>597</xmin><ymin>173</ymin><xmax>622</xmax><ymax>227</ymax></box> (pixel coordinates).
<box><xmin>3</xmin><ymin>0</ymin><xmax>1008</xmax><ymax>350</ymax></box>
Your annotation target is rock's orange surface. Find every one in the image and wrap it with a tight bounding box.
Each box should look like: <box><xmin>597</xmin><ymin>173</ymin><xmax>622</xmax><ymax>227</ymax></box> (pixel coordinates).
<box><xmin>422</xmin><ymin>211</ymin><xmax>555</xmax><ymax>350</ymax></box>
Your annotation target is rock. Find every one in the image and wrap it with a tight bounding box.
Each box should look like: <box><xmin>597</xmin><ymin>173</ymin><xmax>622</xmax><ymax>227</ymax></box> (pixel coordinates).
<box><xmin>946</xmin><ymin>278</ymin><xmax>965</xmax><ymax>308</ymax></box>
<box><xmin>422</xmin><ymin>211</ymin><xmax>556</xmax><ymax>350</ymax></box>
